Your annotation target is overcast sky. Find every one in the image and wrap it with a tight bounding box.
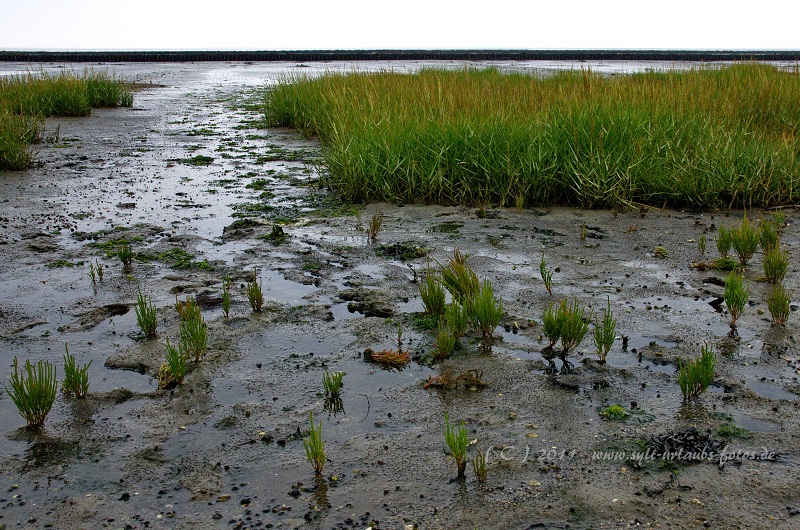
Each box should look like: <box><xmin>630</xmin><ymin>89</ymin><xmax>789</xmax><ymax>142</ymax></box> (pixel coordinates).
<box><xmin>1</xmin><ymin>0</ymin><xmax>798</xmax><ymax>51</ymax></box>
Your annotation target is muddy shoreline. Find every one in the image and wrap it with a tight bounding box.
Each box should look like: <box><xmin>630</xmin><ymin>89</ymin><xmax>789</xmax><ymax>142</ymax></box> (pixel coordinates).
<box><xmin>0</xmin><ymin>62</ymin><xmax>798</xmax><ymax>530</ymax></box>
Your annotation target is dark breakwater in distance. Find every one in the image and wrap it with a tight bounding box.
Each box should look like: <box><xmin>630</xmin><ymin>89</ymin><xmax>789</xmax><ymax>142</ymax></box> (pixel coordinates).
<box><xmin>1</xmin><ymin>49</ymin><xmax>800</xmax><ymax>63</ymax></box>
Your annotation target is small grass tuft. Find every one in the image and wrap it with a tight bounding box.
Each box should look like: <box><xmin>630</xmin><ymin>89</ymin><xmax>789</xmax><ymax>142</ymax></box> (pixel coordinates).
<box><xmin>246</xmin><ymin>273</ymin><xmax>265</xmax><ymax>312</ymax></box>
<box><xmin>723</xmin><ymin>271</ymin><xmax>749</xmax><ymax>329</ymax></box>
<box><xmin>365</xmin><ymin>208</ymin><xmax>384</xmax><ymax>242</ymax></box>
<box><xmin>593</xmin><ymin>297</ymin><xmax>616</xmax><ymax>362</ymax></box>
<box><xmin>559</xmin><ymin>298</ymin><xmax>591</xmax><ymax>355</ymax></box>
<box><xmin>762</xmin><ymin>246</ymin><xmax>789</xmax><ymax>284</ymax></box>
<box><xmin>716</xmin><ymin>225</ymin><xmax>732</xmax><ymax>258</ymax></box>
<box><xmin>444</xmin><ymin>412</ymin><xmax>469</xmax><ymax>479</ymax></box>
<box><xmin>158</xmin><ymin>338</ymin><xmax>187</xmax><ymax>389</ymax></box>
<box><xmin>471</xmin><ymin>279</ymin><xmax>503</xmax><ymax>340</ymax></box>
<box><xmin>322</xmin><ymin>370</ymin><xmax>345</xmax><ymax>397</ymax></box>
<box><xmin>418</xmin><ymin>267</ymin><xmax>446</xmax><ymax>317</ymax></box>
<box><xmin>175</xmin><ymin>295</ymin><xmax>201</xmax><ymax>321</ymax></box>
<box><xmin>677</xmin><ymin>343</ymin><xmax>716</xmax><ymax>400</ymax></box>
<box><xmin>472</xmin><ymin>450</ymin><xmax>488</xmax><ymax>482</ymax></box>
<box><xmin>117</xmin><ymin>243</ymin><xmax>133</xmax><ymax>271</ymax></box>
<box><xmin>135</xmin><ymin>287</ymin><xmax>157</xmax><ymax>338</ymax></box>
<box><xmin>730</xmin><ymin>214</ymin><xmax>759</xmax><ymax>266</ymax></box>
<box><xmin>221</xmin><ymin>276</ymin><xmax>232</xmax><ymax>318</ymax></box>
<box><xmin>433</xmin><ymin>320</ymin><xmax>457</xmax><ymax>360</ymax></box>
<box><xmin>62</xmin><ymin>343</ymin><xmax>91</xmax><ymax>398</ymax></box>
<box><xmin>179</xmin><ymin>315</ymin><xmax>208</xmax><ymax>363</ymax></box>
<box><xmin>767</xmin><ymin>284</ymin><xmax>791</xmax><ymax>326</ymax></box>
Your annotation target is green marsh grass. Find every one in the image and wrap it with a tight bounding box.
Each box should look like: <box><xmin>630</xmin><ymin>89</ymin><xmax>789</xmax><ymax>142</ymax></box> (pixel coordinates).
<box><xmin>6</xmin><ymin>357</ymin><xmax>57</xmax><ymax>430</ymax></box>
<box><xmin>724</xmin><ymin>271</ymin><xmax>749</xmax><ymax>328</ymax></box>
<box><xmin>135</xmin><ymin>288</ymin><xmax>157</xmax><ymax>338</ymax></box>
<box><xmin>445</xmin><ymin>301</ymin><xmax>470</xmax><ymax>339</ymax></box>
<box><xmin>539</xmin><ymin>253</ymin><xmax>553</xmax><ymax>295</ymax></box>
<box><xmin>0</xmin><ymin>71</ymin><xmax>132</xmax><ymax>170</ymax></box>
<box><xmin>62</xmin><ymin>343</ymin><xmax>91</xmax><ymax>398</ymax></box>
<box><xmin>559</xmin><ymin>299</ymin><xmax>591</xmax><ymax>354</ymax></box>
<box><xmin>175</xmin><ymin>295</ymin><xmax>201</xmax><ymax>321</ymax></box>
<box><xmin>246</xmin><ymin>274</ymin><xmax>264</xmax><ymax>312</ymax></box>
<box><xmin>471</xmin><ymin>279</ymin><xmax>503</xmax><ymax>339</ymax></box>
<box><xmin>730</xmin><ymin>214</ymin><xmax>759</xmax><ymax>266</ymax></box>
<box><xmin>433</xmin><ymin>319</ymin><xmax>457</xmax><ymax>359</ymax></box>
<box><xmin>716</xmin><ymin>225</ymin><xmax>732</xmax><ymax>259</ymax></box>
<box><xmin>439</xmin><ymin>250</ymin><xmax>479</xmax><ymax>309</ymax></box>
<box><xmin>322</xmin><ymin>370</ymin><xmax>345</xmax><ymax>396</ymax></box>
<box><xmin>303</xmin><ymin>411</ymin><xmax>326</xmax><ymax>474</ymax></box>
<box><xmin>593</xmin><ymin>298</ymin><xmax>616</xmax><ymax>362</ymax></box>
<box><xmin>117</xmin><ymin>243</ymin><xmax>133</xmax><ymax>272</ymax></box>
<box><xmin>677</xmin><ymin>344</ymin><xmax>716</xmax><ymax>400</ymax></box>
<box><xmin>767</xmin><ymin>284</ymin><xmax>791</xmax><ymax>326</ymax></box>
<box><xmin>419</xmin><ymin>267</ymin><xmax>446</xmax><ymax>316</ymax></box>
<box><xmin>472</xmin><ymin>450</ymin><xmax>488</xmax><ymax>482</ymax></box>
<box><xmin>180</xmin><ymin>315</ymin><xmax>208</xmax><ymax>363</ymax></box>
<box><xmin>158</xmin><ymin>338</ymin><xmax>187</xmax><ymax>389</ymax></box>
<box><xmin>264</xmin><ymin>65</ymin><xmax>800</xmax><ymax>209</ymax></box>
<box><xmin>542</xmin><ymin>302</ymin><xmax>561</xmax><ymax>348</ymax></box>
<box><xmin>758</xmin><ymin>219</ymin><xmax>780</xmax><ymax>252</ymax></box>
<box><xmin>444</xmin><ymin>412</ymin><xmax>469</xmax><ymax>479</ymax></box>
<box><xmin>762</xmin><ymin>246</ymin><xmax>789</xmax><ymax>284</ymax></box>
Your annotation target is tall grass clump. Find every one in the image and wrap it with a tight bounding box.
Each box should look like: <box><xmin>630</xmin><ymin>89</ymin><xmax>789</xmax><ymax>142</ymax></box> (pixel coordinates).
<box><xmin>264</xmin><ymin>65</ymin><xmax>800</xmax><ymax>209</ymax></box>
<box><xmin>677</xmin><ymin>344</ymin><xmax>716</xmax><ymax>400</ymax></box>
<box><xmin>0</xmin><ymin>71</ymin><xmax>132</xmax><ymax>170</ymax></box>
<box><xmin>6</xmin><ymin>357</ymin><xmax>58</xmax><ymax>430</ymax></box>
<box><xmin>62</xmin><ymin>343</ymin><xmax>91</xmax><ymax>398</ymax></box>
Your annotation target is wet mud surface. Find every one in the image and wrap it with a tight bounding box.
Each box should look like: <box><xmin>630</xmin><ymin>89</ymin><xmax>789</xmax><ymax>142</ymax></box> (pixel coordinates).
<box><xmin>0</xmin><ymin>61</ymin><xmax>799</xmax><ymax>529</ymax></box>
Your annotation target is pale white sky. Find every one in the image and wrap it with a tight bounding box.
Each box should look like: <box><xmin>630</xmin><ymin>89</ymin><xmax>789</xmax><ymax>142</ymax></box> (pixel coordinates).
<box><xmin>1</xmin><ymin>0</ymin><xmax>798</xmax><ymax>51</ymax></box>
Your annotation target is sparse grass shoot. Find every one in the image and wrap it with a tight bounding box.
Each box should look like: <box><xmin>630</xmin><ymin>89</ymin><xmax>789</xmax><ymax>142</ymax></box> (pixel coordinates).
<box><xmin>539</xmin><ymin>253</ymin><xmax>553</xmax><ymax>295</ymax></box>
<box><xmin>303</xmin><ymin>411</ymin><xmax>326</xmax><ymax>474</ymax></box>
